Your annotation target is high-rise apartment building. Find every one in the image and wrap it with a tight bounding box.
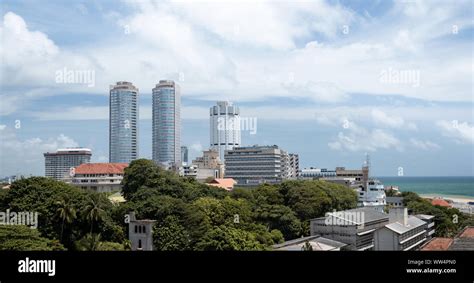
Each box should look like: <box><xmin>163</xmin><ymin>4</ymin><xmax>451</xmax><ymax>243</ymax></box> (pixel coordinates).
<box><xmin>210</xmin><ymin>101</ymin><xmax>241</xmax><ymax>162</ymax></box>
<box><xmin>44</xmin><ymin>148</ymin><xmax>91</xmax><ymax>180</ymax></box>
<box><xmin>152</xmin><ymin>80</ymin><xmax>181</xmax><ymax>167</ymax></box>
<box><xmin>109</xmin><ymin>81</ymin><xmax>139</xmax><ymax>163</ymax></box>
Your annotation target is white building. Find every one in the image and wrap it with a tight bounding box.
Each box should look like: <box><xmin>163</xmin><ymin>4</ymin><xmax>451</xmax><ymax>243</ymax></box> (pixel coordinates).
<box><xmin>210</xmin><ymin>101</ymin><xmax>241</xmax><ymax>162</ymax></box>
<box><xmin>356</xmin><ymin>179</ymin><xmax>386</xmax><ymax>212</ymax></box>
<box><xmin>44</xmin><ymin>148</ymin><xmax>92</xmax><ymax>180</ymax></box>
<box><xmin>128</xmin><ymin>212</ymin><xmax>155</xmax><ymax>251</ymax></box>
<box><xmin>374</xmin><ymin>207</ymin><xmax>429</xmax><ymax>251</ymax></box>
<box><xmin>65</xmin><ymin>163</ymin><xmax>128</xmax><ymax>193</ymax></box>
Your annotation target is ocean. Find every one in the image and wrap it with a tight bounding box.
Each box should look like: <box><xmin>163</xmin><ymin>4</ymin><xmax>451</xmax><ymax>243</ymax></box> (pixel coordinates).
<box><xmin>377</xmin><ymin>176</ymin><xmax>474</xmax><ymax>198</ymax></box>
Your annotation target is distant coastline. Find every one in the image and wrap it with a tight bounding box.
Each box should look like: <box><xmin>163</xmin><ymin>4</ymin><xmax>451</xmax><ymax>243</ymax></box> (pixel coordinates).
<box><xmin>378</xmin><ymin>176</ymin><xmax>474</xmax><ymax>198</ymax></box>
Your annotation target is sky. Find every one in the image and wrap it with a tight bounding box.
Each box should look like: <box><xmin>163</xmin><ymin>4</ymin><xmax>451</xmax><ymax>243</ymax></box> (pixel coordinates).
<box><xmin>0</xmin><ymin>0</ymin><xmax>473</xmax><ymax>177</ymax></box>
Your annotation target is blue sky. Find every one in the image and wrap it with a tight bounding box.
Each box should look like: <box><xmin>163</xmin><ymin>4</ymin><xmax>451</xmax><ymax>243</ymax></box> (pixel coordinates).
<box><xmin>0</xmin><ymin>0</ymin><xmax>473</xmax><ymax>177</ymax></box>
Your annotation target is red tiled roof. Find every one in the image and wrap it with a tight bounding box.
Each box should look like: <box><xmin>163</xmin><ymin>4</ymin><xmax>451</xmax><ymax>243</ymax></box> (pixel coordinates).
<box><xmin>421</xmin><ymin>238</ymin><xmax>453</xmax><ymax>251</ymax></box>
<box><xmin>431</xmin><ymin>198</ymin><xmax>451</xmax><ymax>207</ymax></box>
<box><xmin>75</xmin><ymin>163</ymin><xmax>128</xmax><ymax>174</ymax></box>
<box><xmin>459</xmin><ymin>227</ymin><xmax>474</xmax><ymax>238</ymax></box>
<box><xmin>207</xmin><ymin>178</ymin><xmax>236</xmax><ymax>190</ymax></box>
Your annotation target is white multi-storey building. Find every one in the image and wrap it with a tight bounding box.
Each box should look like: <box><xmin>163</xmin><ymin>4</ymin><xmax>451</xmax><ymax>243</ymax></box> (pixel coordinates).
<box><xmin>65</xmin><ymin>163</ymin><xmax>128</xmax><ymax>193</ymax></box>
<box><xmin>44</xmin><ymin>148</ymin><xmax>91</xmax><ymax>180</ymax></box>
<box><xmin>210</xmin><ymin>101</ymin><xmax>241</xmax><ymax>162</ymax></box>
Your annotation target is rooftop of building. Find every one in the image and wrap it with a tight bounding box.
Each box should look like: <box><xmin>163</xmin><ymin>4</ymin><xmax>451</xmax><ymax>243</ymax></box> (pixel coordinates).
<box><xmin>312</xmin><ymin>207</ymin><xmax>389</xmax><ymax>224</ymax></box>
<box><xmin>458</xmin><ymin>226</ymin><xmax>474</xmax><ymax>238</ymax></box>
<box><xmin>206</xmin><ymin>178</ymin><xmax>236</xmax><ymax>190</ymax></box>
<box><xmin>384</xmin><ymin>215</ymin><xmax>426</xmax><ymax>234</ymax></box>
<box><xmin>74</xmin><ymin>163</ymin><xmax>128</xmax><ymax>175</ymax></box>
<box><xmin>422</xmin><ymin>227</ymin><xmax>474</xmax><ymax>251</ymax></box>
<box><xmin>421</xmin><ymin>238</ymin><xmax>454</xmax><ymax>251</ymax></box>
<box><xmin>431</xmin><ymin>198</ymin><xmax>452</xmax><ymax>207</ymax></box>
<box><xmin>386</xmin><ymin>196</ymin><xmax>404</xmax><ymax>202</ymax></box>
<box><xmin>273</xmin><ymin>235</ymin><xmax>347</xmax><ymax>251</ymax></box>
<box><xmin>110</xmin><ymin>81</ymin><xmax>138</xmax><ymax>91</ymax></box>
<box><xmin>415</xmin><ymin>214</ymin><xmax>435</xmax><ymax>220</ymax></box>
<box><xmin>44</xmin><ymin>148</ymin><xmax>92</xmax><ymax>155</ymax></box>
<box><xmin>448</xmin><ymin>226</ymin><xmax>474</xmax><ymax>250</ymax></box>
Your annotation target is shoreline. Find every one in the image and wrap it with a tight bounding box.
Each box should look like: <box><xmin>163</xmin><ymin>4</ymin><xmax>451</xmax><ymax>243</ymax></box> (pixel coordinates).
<box><xmin>419</xmin><ymin>194</ymin><xmax>474</xmax><ymax>205</ymax></box>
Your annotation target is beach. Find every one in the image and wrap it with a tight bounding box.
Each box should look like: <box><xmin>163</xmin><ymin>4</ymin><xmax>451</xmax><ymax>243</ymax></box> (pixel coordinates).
<box><xmin>420</xmin><ymin>194</ymin><xmax>474</xmax><ymax>204</ymax></box>
<box><xmin>420</xmin><ymin>194</ymin><xmax>474</xmax><ymax>214</ymax></box>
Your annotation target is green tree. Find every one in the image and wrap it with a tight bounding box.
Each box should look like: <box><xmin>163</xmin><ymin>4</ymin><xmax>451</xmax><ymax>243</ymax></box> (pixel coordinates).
<box><xmin>56</xmin><ymin>196</ymin><xmax>77</xmax><ymax>242</ymax></box>
<box><xmin>0</xmin><ymin>225</ymin><xmax>65</xmax><ymax>251</ymax></box>
<box><xmin>121</xmin><ymin>159</ymin><xmax>161</xmax><ymax>200</ymax></box>
<box><xmin>75</xmin><ymin>233</ymin><xmax>102</xmax><ymax>251</ymax></box>
<box><xmin>153</xmin><ymin>215</ymin><xmax>190</xmax><ymax>251</ymax></box>
<box><xmin>195</xmin><ymin>225</ymin><xmax>265</xmax><ymax>251</ymax></box>
<box><xmin>83</xmin><ymin>194</ymin><xmax>106</xmax><ymax>234</ymax></box>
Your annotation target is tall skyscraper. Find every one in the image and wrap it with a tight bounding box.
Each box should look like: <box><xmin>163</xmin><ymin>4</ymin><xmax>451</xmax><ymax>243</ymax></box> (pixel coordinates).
<box><xmin>44</xmin><ymin>148</ymin><xmax>91</xmax><ymax>180</ymax></box>
<box><xmin>181</xmin><ymin>146</ymin><xmax>188</xmax><ymax>165</ymax></box>
<box><xmin>152</xmin><ymin>80</ymin><xmax>181</xmax><ymax>166</ymax></box>
<box><xmin>109</xmin><ymin>81</ymin><xmax>139</xmax><ymax>163</ymax></box>
<box><xmin>210</xmin><ymin>101</ymin><xmax>241</xmax><ymax>161</ymax></box>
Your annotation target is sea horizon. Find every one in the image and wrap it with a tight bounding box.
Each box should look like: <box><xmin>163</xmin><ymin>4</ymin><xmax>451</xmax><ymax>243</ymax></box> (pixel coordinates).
<box><xmin>377</xmin><ymin>176</ymin><xmax>474</xmax><ymax>199</ymax></box>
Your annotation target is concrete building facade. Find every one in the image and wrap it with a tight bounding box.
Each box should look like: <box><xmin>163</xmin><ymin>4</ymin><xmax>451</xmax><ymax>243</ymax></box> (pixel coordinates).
<box><xmin>224</xmin><ymin>145</ymin><xmax>295</xmax><ymax>186</ymax></box>
<box><xmin>210</xmin><ymin>101</ymin><xmax>241</xmax><ymax>162</ymax></box>
<box><xmin>66</xmin><ymin>163</ymin><xmax>128</xmax><ymax>193</ymax></box>
<box><xmin>44</xmin><ymin>148</ymin><xmax>92</xmax><ymax>180</ymax></box>
<box><xmin>374</xmin><ymin>208</ymin><xmax>429</xmax><ymax>251</ymax></box>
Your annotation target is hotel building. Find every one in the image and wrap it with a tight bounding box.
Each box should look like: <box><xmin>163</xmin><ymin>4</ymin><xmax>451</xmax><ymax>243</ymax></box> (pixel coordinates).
<box><xmin>44</xmin><ymin>148</ymin><xmax>91</xmax><ymax>180</ymax></box>
<box><xmin>210</xmin><ymin>101</ymin><xmax>241</xmax><ymax>162</ymax></box>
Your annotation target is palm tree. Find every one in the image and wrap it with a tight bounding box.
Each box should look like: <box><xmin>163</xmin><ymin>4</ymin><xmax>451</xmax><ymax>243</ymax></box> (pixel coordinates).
<box><xmin>75</xmin><ymin>233</ymin><xmax>102</xmax><ymax>251</ymax></box>
<box><xmin>56</xmin><ymin>197</ymin><xmax>77</xmax><ymax>242</ymax></box>
<box><xmin>83</xmin><ymin>194</ymin><xmax>105</xmax><ymax>234</ymax></box>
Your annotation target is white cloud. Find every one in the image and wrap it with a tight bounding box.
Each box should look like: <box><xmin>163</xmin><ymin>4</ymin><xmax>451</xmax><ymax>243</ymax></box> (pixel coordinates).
<box><xmin>409</xmin><ymin>138</ymin><xmax>440</xmax><ymax>150</ymax></box>
<box><xmin>437</xmin><ymin>120</ymin><xmax>474</xmax><ymax>144</ymax></box>
<box><xmin>328</xmin><ymin>124</ymin><xmax>403</xmax><ymax>152</ymax></box>
<box><xmin>371</xmin><ymin>108</ymin><xmax>417</xmax><ymax>130</ymax></box>
<box><xmin>1</xmin><ymin>0</ymin><xmax>472</xmax><ymax>118</ymax></box>
<box><xmin>0</xmin><ymin>129</ymin><xmax>80</xmax><ymax>176</ymax></box>
<box><xmin>190</xmin><ymin>142</ymin><xmax>203</xmax><ymax>153</ymax></box>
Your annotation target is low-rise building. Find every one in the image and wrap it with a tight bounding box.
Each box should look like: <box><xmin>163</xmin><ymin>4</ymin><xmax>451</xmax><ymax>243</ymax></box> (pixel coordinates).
<box><xmin>374</xmin><ymin>207</ymin><xmax>428</xmax><ymax>251</ymax></box>
<box><xmin>299</xmin><ymin>168</ymin><xmax>336</xmax><ymax>179</ymax></box>
<box><xmin>430</xmin><ymin>198</ymin><xmax>452</xmax><ymax>208</ymax></box>
<box><xmin>128</xmin><ymin>212</ymin><xmax>155</xmax><ymax>251</ymax></box>
<box><xmin>65</xmin><ymin>163</ymin><xmax>128</xmax><ymax>193</ymax></box>
<box><xmin>415</xmin><ymin>214</ymin><xmax>436</xmax><ymax>240</ymax></box>
<box><xmin>310</xmin><ymin>207</ymin><xmax>390</xmax><ymax>250</ymax></box>
<box><xmin>386</xmin><ymin>196</ymin><xmax>404</xmax><ymax>207</ymax></box>
<box><xmin>421</xmin><ymin>226</ymin><xmax>474</xmax><ymax>251</ymax></box>
<box><xmin>206</xmin><ymin>178</ymin><xmax>236</xmax><ymax>191</ymax></box>
<box><xmin>273</xmin><ymin>235</ymin><xmax>347</xmax><ymax>251</ymax></box>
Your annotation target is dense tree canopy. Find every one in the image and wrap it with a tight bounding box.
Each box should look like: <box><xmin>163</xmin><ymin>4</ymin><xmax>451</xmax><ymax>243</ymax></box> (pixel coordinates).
<box><xmin>5</xmin><ymin>159</ymin><xmax>470</xmax><ymax>251</ymax></box>
<box><xmin>0</xmin><ymin>225</ymin><xmax>65</xmax><ymax>251</ymax></box>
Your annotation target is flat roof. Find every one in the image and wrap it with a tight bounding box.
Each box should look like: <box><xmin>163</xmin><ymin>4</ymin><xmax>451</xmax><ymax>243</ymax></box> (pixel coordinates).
<box><xmin>385</xmin><ymin>216</ymin><xmax>426</xmax><ymax>234</ymax></box>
